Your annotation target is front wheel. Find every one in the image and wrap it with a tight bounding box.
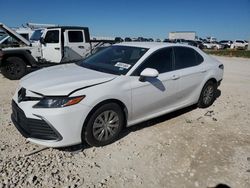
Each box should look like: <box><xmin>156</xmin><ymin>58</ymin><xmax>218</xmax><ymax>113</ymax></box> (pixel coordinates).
<box><xmin>83</xmin><ymin>103</ymin><xmax>124</xmax><ymax>147</ymax></box>
<box><xmin>198</xmin><ymin>81</ymin><xmax>217</xmax><ymax>108</ymax></box>
<box><xmin>1</xmin><ymin>57</ymin><xmax>27</xmax><ymax>80</ymax></box>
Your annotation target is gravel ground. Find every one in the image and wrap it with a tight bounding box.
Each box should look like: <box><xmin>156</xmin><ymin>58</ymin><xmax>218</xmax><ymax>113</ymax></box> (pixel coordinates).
<box><xmin>0</xmin><ymin>56</ymin><xmax>250</xmax><ymax>188</ymax></box>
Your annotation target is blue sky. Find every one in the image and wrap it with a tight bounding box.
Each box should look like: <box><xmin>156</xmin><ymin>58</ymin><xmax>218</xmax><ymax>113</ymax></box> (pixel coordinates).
<box><xmin>1</xmin><ymin>0</ymin><xmax>250</xmax><ymax>40</ymax></box>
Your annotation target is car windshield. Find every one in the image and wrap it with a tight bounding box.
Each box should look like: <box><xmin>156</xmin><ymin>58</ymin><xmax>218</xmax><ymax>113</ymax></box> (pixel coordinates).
<box><xmin>77</xmin><ymin>46</ymin><xmax>148</xmax><ymax>75</ymax></box>
<box><xmin>30</xmin><ymin>29</ymin><xmax>43</xmax><ymax>41</ymax></box>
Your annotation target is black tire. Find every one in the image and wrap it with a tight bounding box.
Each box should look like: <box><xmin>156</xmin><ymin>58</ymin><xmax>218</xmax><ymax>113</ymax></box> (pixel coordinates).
<box><xmin>84</xmin><ymin>103</ymin><xmax>124</xmax><ymax>147</ymax></box>
<box><xmin>1</xmin><ymin>57</ymin><xmax>27</xmax><ymax>80</ymax></box>
<box><xmin>198</xmin><ymin>80</ymin><xmax>217</xmax><ymax>108</ymax></box>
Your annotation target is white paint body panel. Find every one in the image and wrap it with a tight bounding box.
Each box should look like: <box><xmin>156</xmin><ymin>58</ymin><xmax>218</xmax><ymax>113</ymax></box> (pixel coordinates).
<box><xmin>12</xmin><ymin>42</ymin><xmax>224</xmax><ymax>147</ymax></box>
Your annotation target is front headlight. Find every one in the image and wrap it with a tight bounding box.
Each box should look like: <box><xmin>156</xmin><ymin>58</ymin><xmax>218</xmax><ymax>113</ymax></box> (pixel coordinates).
<box><xmin>33</xmin><ymin>96</ymin><xmax>85</xmax><ymax>108</ymax></box>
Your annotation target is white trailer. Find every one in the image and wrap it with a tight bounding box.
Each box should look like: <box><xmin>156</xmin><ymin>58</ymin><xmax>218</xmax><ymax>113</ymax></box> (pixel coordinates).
<box><xmin>169</xmin><ymin>31</ymin><xmax>196</xmax><ymax>40</ymax></box>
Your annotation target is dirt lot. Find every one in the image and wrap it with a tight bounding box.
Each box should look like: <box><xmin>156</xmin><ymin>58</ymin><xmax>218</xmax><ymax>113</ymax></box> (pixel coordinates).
<box><xmin>0</xmin><ymin>56</ymin><xmax>250</xmax><ymax>188</ymax></box>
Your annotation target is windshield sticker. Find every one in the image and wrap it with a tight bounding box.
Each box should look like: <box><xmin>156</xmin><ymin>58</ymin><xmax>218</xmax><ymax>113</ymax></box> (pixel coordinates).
<box><xmin>114</xmin><ymin>62</ymin><xmax>131</xmax><ymax>69</ymax></box>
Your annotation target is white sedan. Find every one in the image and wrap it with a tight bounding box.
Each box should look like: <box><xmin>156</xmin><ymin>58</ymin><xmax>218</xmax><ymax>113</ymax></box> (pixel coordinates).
<box><xmin>11</xmin><ymin>42</ymin><xmax>224</xmax><ymax>147</ymax></box>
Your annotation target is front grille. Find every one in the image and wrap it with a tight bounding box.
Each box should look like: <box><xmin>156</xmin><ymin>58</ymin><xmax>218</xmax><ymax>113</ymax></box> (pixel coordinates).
<box><xmin>11</xmin><ymin>100</ymin><xmax>61</xmax><ymax>140</ymax></box>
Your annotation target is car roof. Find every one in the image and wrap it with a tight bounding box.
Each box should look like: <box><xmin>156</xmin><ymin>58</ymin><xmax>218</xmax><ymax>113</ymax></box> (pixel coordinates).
<box><xmin>114</xmin><ymin>42</ymin><xmax>193</xmax><ymax>50</ymax></box>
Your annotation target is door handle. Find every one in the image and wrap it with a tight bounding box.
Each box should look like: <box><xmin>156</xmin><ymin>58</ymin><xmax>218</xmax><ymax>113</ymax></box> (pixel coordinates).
<box><xmin>171</xmin><ymin>75</ymin><xmax>180</xmax><ymax>80</ymax></box>
<box><xmin>200</xmin><ymin>70</ymin><xmax>207</xmax><ymax>73</ymax></box>
<box><xmin>78</xmin><ymin>46</ymin><xmax>85</xmax><ymax>49</ymax></box>
<box><xmin>54</xmin><ymin>47</ymin><xmax>60</xmax><ymax>50</ymax></box>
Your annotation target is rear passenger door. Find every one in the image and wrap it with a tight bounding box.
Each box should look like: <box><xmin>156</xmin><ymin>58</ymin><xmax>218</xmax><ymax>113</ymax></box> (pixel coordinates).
<box><xmin>64</xmin><ymin>30</ymin><xmax>90</xmax><ymax>61</ymax></box>
<box><xmin>173</xmin><ymin>46</ymin><xmax>205</xmax><ymax>104</ymax></box>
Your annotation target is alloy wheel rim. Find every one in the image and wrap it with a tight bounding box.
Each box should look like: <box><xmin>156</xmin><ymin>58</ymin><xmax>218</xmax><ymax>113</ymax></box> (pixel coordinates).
<box><xmin>6</xmin><ymin>62</ymin><xmax>21</xmax><ymax>75</ymax></box>
<box><xmin>203</xmin><ymin>85</ymin><xmax>214</xmax><ymax>105</ymax></box>
<box><xmin>92</xmin><ymin>110</ymin><xmax>119</xmax><ymax>141</ymax></box>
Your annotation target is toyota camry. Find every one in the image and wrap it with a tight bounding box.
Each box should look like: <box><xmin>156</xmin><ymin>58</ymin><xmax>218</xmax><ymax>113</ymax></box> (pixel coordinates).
<box><xmin>11</xmin><ymin>42</ymin><xmax>224</xmax><ymax>147</ymax></box>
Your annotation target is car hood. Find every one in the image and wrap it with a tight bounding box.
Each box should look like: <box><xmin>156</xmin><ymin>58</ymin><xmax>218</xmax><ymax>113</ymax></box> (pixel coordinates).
<box><xmin>20</xmin><ymin>64</ymin><xmax>117</xmax><ymax>96</ymax></box>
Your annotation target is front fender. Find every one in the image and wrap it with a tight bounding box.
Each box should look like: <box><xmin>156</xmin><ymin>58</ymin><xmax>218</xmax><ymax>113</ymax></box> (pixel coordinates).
<box><xmin>1</xmin><ymin>49</ymin><xmax>37</xmax><ymax>67</ymax></box>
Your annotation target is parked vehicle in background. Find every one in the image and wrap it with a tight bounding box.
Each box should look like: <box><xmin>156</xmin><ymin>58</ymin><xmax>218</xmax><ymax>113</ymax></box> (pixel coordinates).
<box><xmin>219</xmin><ymin>40</ymin><xmax>233</xmax><ymax>48</ymax></box>
<box><xmin>174</xmin><ymin>39</ymin><xmax>187</xmax><ymax>43</ymax></box>
<box><xmin>155</xmin><ymin>38</ymin><xmax>161</xmax><ymax>42</ymax></box>
<box><xmin>11</xmin><ymin>42</ymin><xmax>224</xmax><ymax>147</ymax></box>
<box><xmin>115</xmin><ymin>37</ymin><xmax>124</xmax><ymax>43</ymax></box>
<box><xmin>212</xmin><ymin>41</ymin><xmax>224</xmax><ymax>50</ymax></box>
<box><xmin>124</xmin><ymin>37</ymin><xmax>132</xmax><ymax>42</ymax></box>
<box><xmin>244</xmin><ymin>40</ymin><xmax>249</xmax><ymax>46</ymax></box>
<box><xmin>231</xmin><ymin>40</ymin><xmax>248</xmax><ymax>49</ymax></box>
<box><xmin>202</xmin><ymin>41</ymin><xmax>216</xmax><ymax>49</ymax></box>
<box><xmin>163</xmin><ymin>39</ymin><xmax>174</xmax><ymax>43</ymax></box>
<box><xmin>0</xmin><ymin>23</ymin><xmax>115</xmax><ymax>80</ymax></box>
<box><xmin>137</xmin><ymin>37</ymin><xmax>147</xmax><ymax>42</ymax></box>
<box><xmin>185</xmin><ymin>40</ymin><xmax>198</xmax><ymax>47</ymax></box>
<box><xmin>195</xmin><ymin>41</ymin><xmax>205</xmax><ymax>49</ymax></box>
<box><xmin>206</xmin><ymin>37</ymin><xmax>217</xmax><ymax>42</ymax></box>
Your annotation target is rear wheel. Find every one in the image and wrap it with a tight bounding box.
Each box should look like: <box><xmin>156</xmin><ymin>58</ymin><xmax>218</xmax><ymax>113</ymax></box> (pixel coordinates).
<box><xmin>1</xmin><ymin>57</ymin><xmax>27</xmax><ymax>80</ymax></box>
<box><xmin>198</xmin><ymin>81</ymin><xmax>217</xmax><ymax>108</ymax></box>
<box><xmin>84</xmin><ymin>103</ymin><xmax>124</xmax><ymax>147</ymax></box>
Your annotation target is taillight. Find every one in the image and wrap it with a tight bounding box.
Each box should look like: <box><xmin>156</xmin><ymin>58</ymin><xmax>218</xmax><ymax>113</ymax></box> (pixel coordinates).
<box><xmin>219</xmin><ymin>64</ymin><xmax>224</xmax><ymax>70</ymax></box>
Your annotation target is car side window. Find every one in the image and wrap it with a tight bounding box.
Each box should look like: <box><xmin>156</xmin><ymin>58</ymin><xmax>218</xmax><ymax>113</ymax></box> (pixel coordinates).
<box><xmin>44</xmin><ymin>30</ymin><xmax>59</xmax><ymax>43</ymax></box>
<box><xmin>173</xmin><ymin>47</ymin><xmax>202</xmax><ymax>70</ymax></box>
<box><xmin>132</xmin><ymin>48</ymin><xmax>173</xmax><ymax>76</ymax></box>
<box><xmin>68</xmin><ymin>31</ymin><xmax>84</xmax><ymax>43</ymax></box>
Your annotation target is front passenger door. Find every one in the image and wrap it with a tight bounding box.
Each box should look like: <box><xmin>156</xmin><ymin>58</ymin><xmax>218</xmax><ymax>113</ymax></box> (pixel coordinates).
<box><xmin>130</xmin><ymin>47</ymin><xmax>180</xmax><ymax>122</ymax></box>
<box><xmin>42</xmin><ymin>29</ymin><xmax>62</xmax><ymax>63</ymax></box>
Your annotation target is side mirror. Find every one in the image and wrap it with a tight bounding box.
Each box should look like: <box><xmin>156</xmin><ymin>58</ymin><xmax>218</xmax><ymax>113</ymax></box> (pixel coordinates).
<box><xmin>40</xmin><ymin>37</ymin><xmax>46</xmax><ymax>45</ymax></box>
<box><xmin>139</xmin><ymin>68</ymin><xmax>159</xmax><ymax>82</ymax></box>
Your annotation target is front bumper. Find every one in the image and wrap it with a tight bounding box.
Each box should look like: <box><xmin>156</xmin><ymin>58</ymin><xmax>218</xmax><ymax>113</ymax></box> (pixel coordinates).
<box><xmin>11</xmin><ymin>99</ymin><xmax>92</xmax><ymax>147</ymax></box>
<box><xmin>11</xmin><ymin>100</ymin><xmax>62</xmax><ymax>141</ymax></box>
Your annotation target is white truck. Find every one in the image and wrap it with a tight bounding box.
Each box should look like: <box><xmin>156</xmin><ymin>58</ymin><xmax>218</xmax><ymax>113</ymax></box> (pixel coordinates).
<box><xmin>0</xmin><ymin>23</ymin><xmax>114</xmax><ymax>80</ymax></box>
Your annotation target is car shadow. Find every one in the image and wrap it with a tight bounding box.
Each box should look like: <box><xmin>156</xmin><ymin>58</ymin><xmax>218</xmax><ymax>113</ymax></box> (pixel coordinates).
<box><xmin>59</xmin><ymin>89</ymin><xmax>221</xmax><ymax>153</ymax></box>
<box><xmin>209</xmin><ymin>184</ymin><xmax>231</xmax><ymax>188</ymax></box>
<box><xmin>118</xmin><ymin>104</ymin><xmax>197</xmax><ymax>140</ymax></box>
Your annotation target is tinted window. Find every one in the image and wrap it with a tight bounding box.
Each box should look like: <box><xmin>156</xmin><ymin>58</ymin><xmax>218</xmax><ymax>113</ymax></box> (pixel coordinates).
<box><xmin>68</xmin><ymin>31</ymin><xmax>83</xmax><ymax>43</ymax></box>
<box><xmin>133</xmin><ymin>48</ymin><xmax>173</xmax><ymax>75</ymax></box>
<box><xmin>174</xmin><ymin>47</ymin><xmax>200</xmax><ymax>70</ymax></box>
<box><xmin>44</xmin><ymin>30</ymin><xmax>59</xmax><ymax>43</ymax></box>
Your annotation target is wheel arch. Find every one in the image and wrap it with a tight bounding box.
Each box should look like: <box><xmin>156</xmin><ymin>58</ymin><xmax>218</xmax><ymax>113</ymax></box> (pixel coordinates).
<box><xmin>197</xmin><ymin>77</ymin><xmax>218</xmax><ymax>108</ymax></box>
<box><xmin>206</xmin><ymin>77</ymin><xmax>217</xmax><ymax>85</ymax></box>
<box><xmin>1</xmin><ymin>50</ymin><xmax>37</xmax><ymax>67</ymax></box>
